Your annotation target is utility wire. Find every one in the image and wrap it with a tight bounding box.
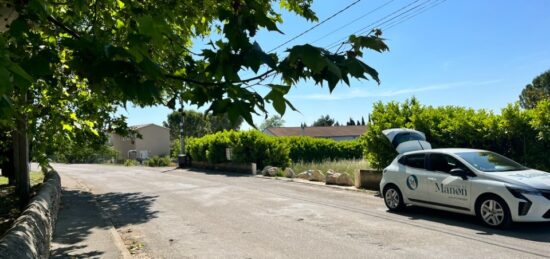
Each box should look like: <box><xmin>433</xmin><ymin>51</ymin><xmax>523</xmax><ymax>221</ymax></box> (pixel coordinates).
<box><xmin>268</xmin><ymin>0</ymin><xmax>362</xmax><ymax>53</ymax></box>
<box><xmin>355</xmin><ymin>0</ymin><xmax>434</xmax><ymax>36</ymax></box>
<box><xmin>310</xmin><ymin>0</ymin><xmax>395</xmax><ymax>45</ymax></box>
<box><xmin>324</xmin><ymin>0</ymin><xmax>426</xmax><ymax>50</ymax></box>
<box><xmin>381</xmin><ymin>0</ymin><xmax>447</xmax><ymax>32</ymax></box>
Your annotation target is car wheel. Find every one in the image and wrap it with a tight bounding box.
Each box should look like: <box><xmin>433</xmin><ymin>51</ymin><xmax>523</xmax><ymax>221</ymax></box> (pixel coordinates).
<box><xmin>383</xmin><ymin>185</ymin><xmax>405</xmax><ymax>211</ymax></box>
<box><xmin>476</xmin><ymin>195</ymin><xmax>512</xmax><ymax>228</ymax></box>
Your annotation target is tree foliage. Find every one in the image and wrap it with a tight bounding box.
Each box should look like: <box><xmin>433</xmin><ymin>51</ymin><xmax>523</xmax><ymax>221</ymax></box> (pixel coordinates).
<box><xmin>163</xmin><ymin>110</ymin><xmax>242</xmax><ymax>140</ymax></box>
<box><xmin>259</xmin><ymin>115</ymin><xmax>285</xmax><ymax>130</ymax></box>
<box><xmin>361</xmin><ymin>98</ymin><xmax>550</xmax><ymax>170</ymax></box>
<box><xmin>519</xmin><ymin>69</ymin><xmax>550</xmax><ymax>109</ymax></box>
<box><xmin>0</xmin><ymin>0</ymin><xmax>388</xmax><ymax>200</ymax></box>
<box><xmin>312</xmin><ymin>114</ymin><xmax>335</xmax><ymax>126</ymax></box>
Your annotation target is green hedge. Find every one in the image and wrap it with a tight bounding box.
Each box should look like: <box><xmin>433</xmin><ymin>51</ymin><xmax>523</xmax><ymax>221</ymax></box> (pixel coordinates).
<box><xmin>361</xmin><ymin>98</ymin><xmax>550</xmax><ymax>171</ymax></box>
<box><xmin>281</xmin><ymin>136</ymin><xmax>363</xmax><ymax>162</ymax></box>
<box><xmin>145</xmin><ymin>156</ymin><xmax>171</xmax><ymax>167</ymax></box>
<box><xmin>186</xmin><ymin>131</ymin><xmax>363</xmax><ymax>168</ymax></box>
<box><xmin>187</xmin><ymin>131</ymin><xmax>291</xmax><ymax>168</ymax></box>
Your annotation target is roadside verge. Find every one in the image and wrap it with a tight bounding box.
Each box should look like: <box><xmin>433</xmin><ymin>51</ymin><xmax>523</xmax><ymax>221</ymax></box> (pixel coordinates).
<box><xmin>0</xmin><ymin>171</ymin><xmax>61</xmax><ymax>259</ymax></box>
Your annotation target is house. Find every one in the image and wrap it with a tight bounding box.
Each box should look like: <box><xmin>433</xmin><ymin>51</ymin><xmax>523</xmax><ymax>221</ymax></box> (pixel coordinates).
<box><xmin>263</xmin><ymin>125</ymin><xmax>367</xmax><ymax>141</ymax></box>
<box><xmin>110</xmin><ymin>123</ymin><xmax>171</xmax><ymax>160</ymax></box>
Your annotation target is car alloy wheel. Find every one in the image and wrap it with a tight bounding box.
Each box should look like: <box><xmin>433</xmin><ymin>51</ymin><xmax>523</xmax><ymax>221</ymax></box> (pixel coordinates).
<box><xmin>480</xmin><ymin>199</ymin><xmax>505</xmax><ymax>226</ymax></box>
<box><xmin>476</xmin><ymin>195</ymin><xmax>511</xmax><ymax>228</ymax></box>
<box><xmin>384</xmin><ymin>186</ymin><xmax>404</xmax><ymax>211</ymax></box>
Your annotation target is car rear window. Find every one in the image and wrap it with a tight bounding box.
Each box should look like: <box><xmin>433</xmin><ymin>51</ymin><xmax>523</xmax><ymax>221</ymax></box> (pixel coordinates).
<box><xmin>398</xmin><ymin>154</ymin><xmax>426</xmax><ymax>169</ymax></box>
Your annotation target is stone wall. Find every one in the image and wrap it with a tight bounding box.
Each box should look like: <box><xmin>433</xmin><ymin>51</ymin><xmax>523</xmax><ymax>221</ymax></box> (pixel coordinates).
<box><xmin>191</xmin><ymin>161</ymin><xmax>254</xmax><ymax>174</ymax></box>
<box><xmin>0</xmin><ymin>171</ymin><xmax>61</xmax><ymax>259</ymax></box>
<box><xmin>355</xmin><ymin>169</ymin><xmax>382</xmax><ymax>190</ymax></box>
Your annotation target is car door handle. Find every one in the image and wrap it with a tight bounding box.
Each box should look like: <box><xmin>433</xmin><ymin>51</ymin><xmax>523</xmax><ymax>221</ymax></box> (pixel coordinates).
<box><xmin>427</xmin><ymin>177</ymin><xmax>437</xmax><ymax>181</ymax></box>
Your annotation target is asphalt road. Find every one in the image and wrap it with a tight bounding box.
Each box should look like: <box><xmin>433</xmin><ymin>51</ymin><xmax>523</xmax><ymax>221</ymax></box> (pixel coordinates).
<box><xmin>52</xmin><ymin>164</ymin><xmax>550</xmax><ymax>259</ymax></box>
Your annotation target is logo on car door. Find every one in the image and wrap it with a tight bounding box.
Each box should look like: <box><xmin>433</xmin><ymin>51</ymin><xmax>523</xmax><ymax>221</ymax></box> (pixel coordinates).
<box><xmin>407</xmin><ymin>175</ymin><xmax>418</xmax><ymax>190</ymax></box>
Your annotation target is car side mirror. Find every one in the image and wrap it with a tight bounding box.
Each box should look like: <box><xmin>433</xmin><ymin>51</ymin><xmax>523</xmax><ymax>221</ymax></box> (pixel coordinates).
<box><xmin>449</xmin><ymin>168</ymin><xmax>468</xmax><ymax>180</ymax></box>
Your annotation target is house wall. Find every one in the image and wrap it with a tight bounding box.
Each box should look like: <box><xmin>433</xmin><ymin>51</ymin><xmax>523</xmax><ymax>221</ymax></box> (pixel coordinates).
<box><xmin>110</xmin><ymin>134</ymin><xmax>136</xmax><ymax>159</ymax></box>
<box><xmin>134</xmin><ymin>125</ymin><xmax>171</xmax><ymax>157</ymax></box>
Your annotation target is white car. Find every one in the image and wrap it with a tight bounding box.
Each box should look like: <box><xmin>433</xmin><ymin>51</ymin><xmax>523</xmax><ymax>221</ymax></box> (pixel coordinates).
<box><xmin>379</xmin><ymin>128</ymin><xmax>550</xmax><ymax>228</ymax></box>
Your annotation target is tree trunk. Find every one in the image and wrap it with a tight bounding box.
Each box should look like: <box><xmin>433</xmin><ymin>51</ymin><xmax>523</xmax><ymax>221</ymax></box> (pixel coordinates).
<box><xmin>0</xmin><ymin>130</ymin><xmax>16</xmax><ymax>185</ymax></box>
<box><xmin>13</xmin><ymin>116</ymin><xmax>30</xmax><ymax>207</ymax></box>
<box><xmin>1</xmin><ymin>145</ymin><xmax>16</xmax><ymax>186</ymax></box>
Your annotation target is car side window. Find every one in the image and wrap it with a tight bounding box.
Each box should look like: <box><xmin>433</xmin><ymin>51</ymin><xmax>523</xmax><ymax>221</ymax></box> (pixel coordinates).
<box><xmin>399</xmin><ymin>154</ymin><xmax>426</xmax><ymax>169</ymax></box>
<box><xmin>428</xmin><ymin>153</ymin><xmax>470</xmax><ymax>174</ymax></box>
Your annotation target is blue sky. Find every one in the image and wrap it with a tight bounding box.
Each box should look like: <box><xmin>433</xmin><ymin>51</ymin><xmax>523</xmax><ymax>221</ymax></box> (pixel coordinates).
<box><xmin>121</xmin><ymin>0</ymin><xmax>550</xmax><ymax>129</ymax></box>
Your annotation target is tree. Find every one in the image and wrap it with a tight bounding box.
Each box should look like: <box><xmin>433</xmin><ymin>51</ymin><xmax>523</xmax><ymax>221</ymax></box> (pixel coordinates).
<box><xmin>0</xmin><ymin>0</ymin><xmax>388</xmax><ymax>203</ymax></box>
<box><xmin>361</xmin><ymin>116</ymin><xmax>365</xmax><ymax>125</ymax></box>
<box><xmin>260</xmin><ymin>115</ymin><xmax>285</xmax><ymax>131</ymax></box>
<box><xmin>346</xmin><ymin>118</ymin><xmax>355</xmax><ymax>126</ymax></box>
<box><xmin>313</xmin><ymin>115</ymin><xmax>335</xmax><ymax>127</ymax></box>
<box><xmin>519</xmin><ymin>69</ymin><xmax>550</xmax><ymax>109</ymax></box>
<box><xmin>163</xmin><ymin>110</ymin><xmax>241</xmax><ymax>140</ymax></box>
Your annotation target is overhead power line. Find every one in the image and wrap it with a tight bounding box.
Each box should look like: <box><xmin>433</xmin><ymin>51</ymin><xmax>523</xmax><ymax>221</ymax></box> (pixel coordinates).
<box><xmin>268</xmin><ymin>0</ymin><xmax>362</xmax><ymax>53</ymax></box>
<box><xmin>310</xmin><ymin>0</ymin><xmax>395</xmax><ymax>45</ymax></box>
<box><xmin>381</xmin><ymin>0</ymin><xmax>447</xmax><ymax>32</ymax></box>
<box><xmin>355</xmin><ymin>0</ymin><xmax>433</xmax><ymax>36</ymax></box>
<box><xmin>324</xmin><ymin>0</ymin><xmax>437</xmax><ymax>51</ymax></box>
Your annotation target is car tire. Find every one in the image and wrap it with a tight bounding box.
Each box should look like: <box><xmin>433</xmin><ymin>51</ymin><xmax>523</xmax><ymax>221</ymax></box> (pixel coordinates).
<box><xmin>383</xmin><ymin>185</ymin><xmax>406</xmax><ymax>211</ymax></box>
<box><xmin>475</xmin><ymin>194</ymin><xmax>512</xmax><ymax>228</ymax></box>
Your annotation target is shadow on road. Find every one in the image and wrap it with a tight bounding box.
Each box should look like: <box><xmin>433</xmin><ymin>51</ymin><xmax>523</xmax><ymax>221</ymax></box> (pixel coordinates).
<box><xmin>391</xmin><ymin>206</ymin><xmax>550</xmax><ymax>243</ymax></box>
<box><xmin>50</xmin><ymin>189</ymin><xmax>158</xmax><ymax>258</ymax></box>
<box><xmin>184</xmin><ymin>168</ymin><xmax>253</xmax><ymax>177</ymax></box>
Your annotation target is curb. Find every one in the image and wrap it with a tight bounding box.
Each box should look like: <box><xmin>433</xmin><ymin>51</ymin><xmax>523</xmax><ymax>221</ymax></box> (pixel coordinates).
<box><xmin>254</xmin><ymin>175</ymin><xmax>380</xmax><ymax>195</ymax></box>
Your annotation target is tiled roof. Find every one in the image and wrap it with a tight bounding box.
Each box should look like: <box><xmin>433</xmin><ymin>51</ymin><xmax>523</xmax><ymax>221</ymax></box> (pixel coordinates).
<box><xmin>264</xmin><ymin>125</ymin><xmax>367</xmax><ymax>138</ymax></box>
<box><xmin>131</xmin><ymin>123</ymin><xmax>169</xmax><ymax>130</ymax></box>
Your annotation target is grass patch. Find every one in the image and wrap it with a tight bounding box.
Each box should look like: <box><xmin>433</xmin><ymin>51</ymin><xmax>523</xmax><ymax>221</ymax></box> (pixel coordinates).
<box><xmin>290</xmin><ymin>159</ymin><xmax>370</xmax><ymax>181</ymax></box>
<box><xmin>0</xmin><ymin>171</ymin><xmax>45</xmax><ymax>235</ymax></box>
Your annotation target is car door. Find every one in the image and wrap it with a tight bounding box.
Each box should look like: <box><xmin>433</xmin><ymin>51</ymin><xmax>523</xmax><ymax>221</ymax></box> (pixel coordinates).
<box><xmin>382</xmin><ymin>128</ymin><xmax>432</xmax><ymax>154</ymax></box>
<box><xmin>425</xmin><ymin>153</ymin><xmax>472</xmax><ymax>211</ymax></box>
<box><xmin>398</xmin><ymin>153</ymin><xmax>431</xmax><ymax>202</ymax></box>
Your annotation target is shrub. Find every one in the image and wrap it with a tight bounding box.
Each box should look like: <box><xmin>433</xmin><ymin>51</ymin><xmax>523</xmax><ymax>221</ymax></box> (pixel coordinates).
<box><xmin>145</xmin><ymin>156</ymin><xmax>171</xmax><ymax>167</ymax></box>
<box><xmin>187</xmin><ymin>130</ymin><xmax>290</xmax><ymax>168</ymax></box>
<box><xmin>124</xmin><ymin>159</ymin><xmax>139</xmax><ymax>166</ymax></box>
<box><xmin>186</xmin><ymin>130</ymin><xmax>364</xmax><ymax>168</ymax></box>
<box><xmin>361</xmin><ymin>98</ymin><xmax>550</xmax><ymax>171</ymax></box>
<box><xmin>282</xmin><ymin>136</ymin><xmax>362</xmax><ymax>163</ymax></box>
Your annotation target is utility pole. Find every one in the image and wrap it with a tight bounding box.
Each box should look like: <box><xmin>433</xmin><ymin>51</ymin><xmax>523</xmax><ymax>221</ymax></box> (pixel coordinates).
<box><xmin>179</xmin><ymin>97</ymin><xmax>185</xmax><ymax>156</ymax></box>
<box><xmin>177</xmin><ymin>94</ymin><xmax>190</xmax><ymax>168</ymax></box>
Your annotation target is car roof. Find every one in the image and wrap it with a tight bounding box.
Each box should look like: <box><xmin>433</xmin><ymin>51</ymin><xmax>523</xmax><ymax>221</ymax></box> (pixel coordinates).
<box><xmin>403</xmin><ymin>148</ymin><xmax>488</xmax><ymax>155</ymax></box>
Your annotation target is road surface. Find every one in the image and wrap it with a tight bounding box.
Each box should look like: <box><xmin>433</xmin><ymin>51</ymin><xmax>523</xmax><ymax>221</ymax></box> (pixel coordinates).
<box><xmin>51</xmin><ymin>164</ymin><xmax>550</xmax><ymax>258</ymax></box>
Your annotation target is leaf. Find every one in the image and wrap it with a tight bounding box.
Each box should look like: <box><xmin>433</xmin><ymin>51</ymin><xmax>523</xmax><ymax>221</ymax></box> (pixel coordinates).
<box><xmin>116</xmin><ymin>19</ymin><xmax>125</xmax><ymax>29</ymax></box>
<box><xmin>117</xmin><ymin>0</ymin><xmax>125</xmax><ymax>9</ymax></box>
<box><xmin>0</xmin><ymin>67</ymin><xmax>11</xmax><ymax>94</ymax></box>
<box><xmin>272</xmin><ymin>95</ymin><xmax>286</xmax><ymax>115</ymax></box>
<box><xmin>285</xmin><ymin>99</ymin><xmax>300</xmax><ymax>113</ymax></box>
<box><xmin>265</xmin><ymin>85</ymin><xmax>291</xmax><ymax>115</ymax></box>
<box><xmin>62</xmin><ymin>123</ymin><xmax>73</xmax><ymax>131</ymax></box>
<box><xmin>89</xmin><ymin>128</ymin><xmax>99</xmax><ymax>136</ymax></box>
<box><xmin>288</xmin><ymin>44</ymin><xmax>325</xmax><ymax>73</ymax></box>
<box><xmin>166</xmin><ymin>96</ymin><xmax>176</xmax><ymax>110</ymax></box>
<box><xmin>325</xmin><ymin>58</ymin><xmax>341</xmax><ymax>79</ymax></box>
<box><xmin>345</xmin><ymin>58</ymin><xmax>367</xmax><ymax>80</ymax></box>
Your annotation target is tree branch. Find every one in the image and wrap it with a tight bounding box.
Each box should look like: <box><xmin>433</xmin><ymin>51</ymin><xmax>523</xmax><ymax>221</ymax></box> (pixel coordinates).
<box><xmin>164</xmin><ymin>68</ymin><xmax>276</xmax><ymax>86</ymax></box>
<box><xmin>47</xmin><ymin>16</ymin><xmax>80</xmax><ymax>38</ymax></box>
